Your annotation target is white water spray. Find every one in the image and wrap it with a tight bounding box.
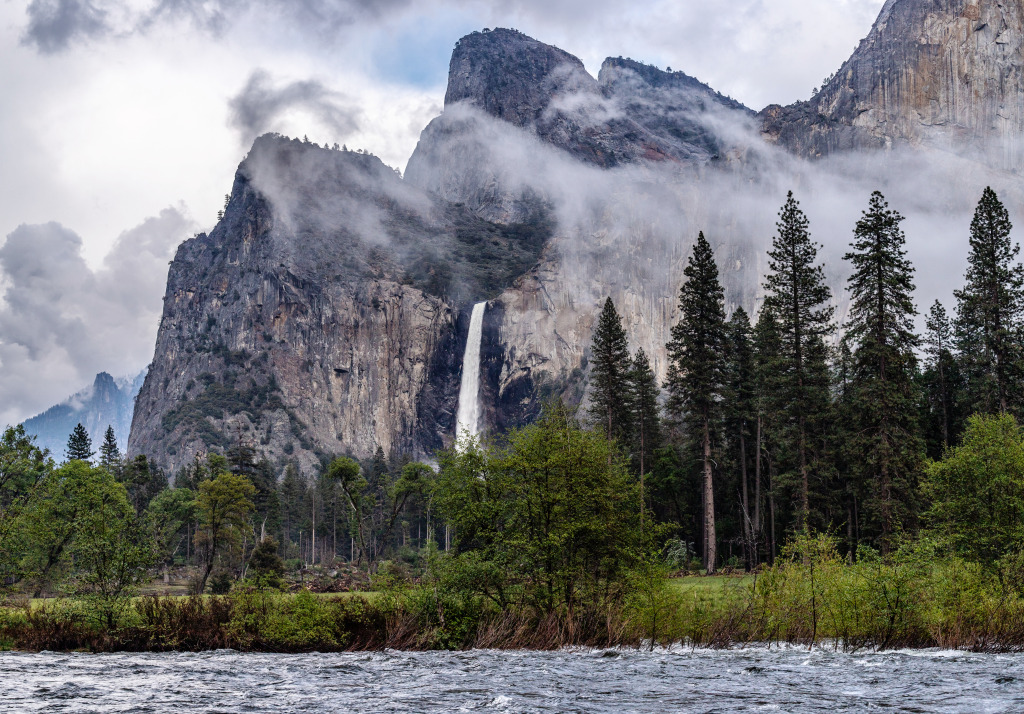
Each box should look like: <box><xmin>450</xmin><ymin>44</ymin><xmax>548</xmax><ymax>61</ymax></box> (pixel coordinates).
<box><xmin>456</xmin><ymin>301</ymin><xmax>487</xmax><ymax>442</ymax></box>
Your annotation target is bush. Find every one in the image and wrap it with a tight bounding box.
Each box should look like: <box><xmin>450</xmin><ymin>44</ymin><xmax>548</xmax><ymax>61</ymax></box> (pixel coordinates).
<box><xmin>209</xmin><ymin>571</ymin><xmax>234</xmax><ymax>595</ymax></box>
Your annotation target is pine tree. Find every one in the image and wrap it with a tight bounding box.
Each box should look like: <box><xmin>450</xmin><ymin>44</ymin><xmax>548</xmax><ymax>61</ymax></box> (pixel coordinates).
<box><xmin>923</xmin><ymin>301</ymin><xmax>961</xmax><ymax>455</ymax></box>
<box><xmin>628</xmin><ymin>347</ymin><xmax>661</xmax><ymax>526</ymax></box>
<box><xmin>831</xmin><ymin>334</ymin><xmax>861</xmax><ymax>558</ymax></box>
<box><xmin>65</xmin><ymin>423</ymin><xmax>94</xmax><ymax>463</ymax></box>
<box><xmin>762</xmin><ymin>191</ymin><xmax>835</xmax><ymax>531</ymax></box>
<box><xmin>753</xmin><ymin>307</ymin><xmax>783</xmax><ymax>562</ymax></box>
<box><xmin>724</xmin><ymin>307</ymin><xmax>757</xmax><ymax>568</ymax></box>
<box><xmin>588</xmin><ymin>297</ymin><xmax>634</xmax><ymax>444</ymax></box>
<box><xmin>843</xmin><ymin>191</ymin><xmax>922</xmax><ymax>553</ymax></box>
<box><xmin>666</xmin><ymin>232</ymin><xmax>727</xmax><ymax>574</ymax></box>
<box><xmin>954</xmin><ymin>187</ymin><xmax>1024</xmax><ymax>415</ymax></box>
<box><xmin>98</xmin><ymin>426</ymin><xmax>121</xmax><ymax>472</ymax></box>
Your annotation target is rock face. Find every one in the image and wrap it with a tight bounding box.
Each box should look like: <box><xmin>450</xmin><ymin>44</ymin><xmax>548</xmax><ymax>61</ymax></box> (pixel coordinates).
<box><xmin>408</xmin><ymin>30</ymin><xmax>755</xmax><ymax>218</ymax></box>
<box><xmin>23</xmin><ymin>371</ymin><xmax>143</xmax><ymax>457</ymax></box>
<box><xmin>131</xmin><ymin>4</ymin><xmax>1024</xmax><ymax>475</ymax></box>
<box><xmin>761</xmin><ymin>0</ymin><xmax>1024</xmax><ymax>163</ymax></box>
<box><xmin>128</xmin><ymin>135</ymin><xmax>550</xmax><ymax>475</ymax></box>
<box><xmin>407</xmin><ymin>30</ymin><xmax>765</xmax><ymax>420</ymax></box>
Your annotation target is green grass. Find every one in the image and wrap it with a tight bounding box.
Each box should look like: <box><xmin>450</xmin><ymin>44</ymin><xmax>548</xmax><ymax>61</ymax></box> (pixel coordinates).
<box><xmin>669</xmin><ymin>574</ymin><xmax>755</xmax><ymax>610</ymax></box>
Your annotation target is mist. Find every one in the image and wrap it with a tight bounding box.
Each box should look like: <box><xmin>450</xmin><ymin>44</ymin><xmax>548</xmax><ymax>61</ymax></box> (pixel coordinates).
<box><xmin>397</xmin><ymin>60</ymin><xmax>1024</xmax><ymax>385</ymax></box>
<box><xmin>228</xmin><ymin>70</ymin><xmax>363</xmax><ymax>147</ymax></box>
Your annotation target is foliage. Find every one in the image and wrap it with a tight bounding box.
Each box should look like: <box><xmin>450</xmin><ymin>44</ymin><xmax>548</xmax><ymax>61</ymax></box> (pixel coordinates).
<box><xmin>434</xmin><ymin>402</ymin><xmax>655</xmax><ymax>617</ymax></box>
<box><xmin>99</xmin><ymin>426</ymin><xmax>121</xmax><ymax>472</ymax></box>
<box><xmin>66</xmin><ymin>474</ymin><xmax>155</xmax><ymax>627</ymax></box>
<box><xmin>195</xmin><ymin>471</ymin><xmax>256</xmax><ymax>593</ymax></box>
<box><xmin>0</xmin><ymin>426</ymin><xmax>52</xmax><ymax>578</ymax></box>
<box><xmin>761</xmin><ymin>191</ymin><xmax>834</xmax><ymax>530</ymax></box>
<box><xmin>325</xmin><ymin>456</ymin><xmax>434</xmax><ymax>567</ymax></box>
<box><xmin>587</xmin><ymin>297</ymin><xmax>634</xmax><ymax>444</ymax></box>
<box><xmin>921</xmin><ymin>300</ymin><xmax>964</xmax><ymax>457</ymax></box>
<box><xmin>628</xmin><ymin>347</ymin><xmax>661</xmax><ymax>519</ymax></box>
<box><xmin>65</xmin><ymin>423</ymin><xmax>94</xmax><ymax>463</ymax></box>
<box><xmin>842</xmin><ymin>190</ymin><xmax>923</xmax><ymax>552</ymax></box>
<box><xmin>724</xmin><ymin>307</ymin><xmax>758</xmax><ymax>568</ymax></box>
<box><xmin>665</xmin><ymin>231</ymin><xmax>726</xmax><ymax>573</ymax></box>
<box><xmin>15</xmin><ymin>460</ymin><xmax>152</xmax><ymax>619</ymax></box>
<box><xmin>247</xmin><ymin>536</ymin><xmax>286</xmax><ymax>590</ymax></box>
<box><xmin>146</xmin><ymin>487</ymin><xmax>197</xmax><ymax>571</ymax></box>
<box><xmin>954</xmin><ymin>187</ymin><xmax>1024</xmax><ymax>415</ymax></box>
<box><xmin>922</xmin><ymin>413</ymin><xmax>1024</xmax><ymax>565</ymax></box>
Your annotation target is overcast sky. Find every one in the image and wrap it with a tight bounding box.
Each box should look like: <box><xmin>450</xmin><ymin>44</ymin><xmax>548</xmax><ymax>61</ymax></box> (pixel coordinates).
<box><xmin>0</xmin><ymin>0</ymin><xmax>886</xmax><ymax>426</ymax></box>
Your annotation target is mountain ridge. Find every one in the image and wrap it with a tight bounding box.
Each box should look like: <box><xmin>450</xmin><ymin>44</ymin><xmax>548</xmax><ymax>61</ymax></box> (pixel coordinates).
<box><xmin>129</xmin><ymin>4</ymin><xmax>1024</xmax><ymax>475</ymax></box>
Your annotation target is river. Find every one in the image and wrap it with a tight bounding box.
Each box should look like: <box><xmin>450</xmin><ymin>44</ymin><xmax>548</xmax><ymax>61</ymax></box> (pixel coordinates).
<box><xmin>1</xmin><ymin>646</ymin><xmax>1022</xmax><ymax>712</ymax></box>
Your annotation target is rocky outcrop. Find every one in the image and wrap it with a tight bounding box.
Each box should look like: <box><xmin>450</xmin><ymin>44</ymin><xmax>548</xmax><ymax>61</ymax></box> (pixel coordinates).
<box><xmin>128</xmin><ymin>135</ymin><xmax>550</xmax><ymax>475</ymax></box>
<box><xmin>23</xmin><ymin>371</ymin><xmax>143</xmax><ymax>457</ymax></box>
<box><xmin>760</xmin><ymin>0</ymin><xmax>1024</xmax><ymax>163</ymax></box>
<box><xmin>598</xmin><ymin>57</ymin><xmax>754</xmax><ymax>164</ymax></box>
<box><xmin>131</xmin><ymin>4</ymin><xmax>1024</xmax><ymax>474</ymax></box>
<box><xmin>406</xmin><ymin>30</ymin><xmax>766</xmax><ymax>420</ymax></box>
<box><xmin>406</xmin><ymin>29</ymin><xmax>755</xmax><ymax>222</ymax></box>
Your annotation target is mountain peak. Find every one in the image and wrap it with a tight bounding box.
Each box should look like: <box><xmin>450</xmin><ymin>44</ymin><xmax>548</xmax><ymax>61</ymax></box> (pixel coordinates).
<box><xmin>760</xmin><ymin>0</ymin><xmax>1024</xmax><ymax>161</ymax></box>
<box><xmin>445</xmin><ymin>28</ymin><xmax>596</xmax><ymax>127</ymax></box>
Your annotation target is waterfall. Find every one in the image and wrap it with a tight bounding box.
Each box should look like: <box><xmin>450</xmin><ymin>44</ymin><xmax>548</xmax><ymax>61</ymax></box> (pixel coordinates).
<box><xmin>456</xmin><ymin>301</ymin><xmax>487</xmax><ymax>442</ymax></box>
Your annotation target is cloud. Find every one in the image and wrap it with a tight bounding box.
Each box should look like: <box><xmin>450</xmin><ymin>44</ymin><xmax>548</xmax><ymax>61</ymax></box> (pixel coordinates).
<box><xmin>228</xmin><ymin>70</ymin><xmax>362</xmax><ymax>146</ymax></box>
<box><xmin>22</xmin><ymin>0</ymin><xmax>109</xmax><ymax>53</ymax></box>
<box><xmin>21</xmin><ymin>0</ymin><xmax>418</xmax><ymax>52</ymax></box>
<box><xmin>12</xmin><ymin>0</ymin><xmax>889</xmax><ymax>114</ymax></box>
<box><xmin>0</xmin><ymin>207</ymin><xmax>194</xmax><ymax>426</ymax></box>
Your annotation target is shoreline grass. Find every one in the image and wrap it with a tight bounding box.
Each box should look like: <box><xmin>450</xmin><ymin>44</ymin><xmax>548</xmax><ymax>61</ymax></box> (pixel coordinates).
<box><xmin>4</xmin><ymin>562</ymin><xmax>1024</xmax><ymax>655</ymax></box>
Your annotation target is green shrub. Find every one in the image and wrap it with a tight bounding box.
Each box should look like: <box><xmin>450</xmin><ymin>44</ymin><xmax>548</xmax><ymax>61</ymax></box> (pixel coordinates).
<box><xmin>209</xmin><ymin>571</ymin><xmax>234</xmax><ymax>594</ymax></box>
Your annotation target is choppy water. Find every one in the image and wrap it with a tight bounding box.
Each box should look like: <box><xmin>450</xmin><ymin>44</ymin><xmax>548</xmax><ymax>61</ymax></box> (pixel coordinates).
<box><xmin>1</xmin><ymin>646</ymin><xmax>1023</xmax><ymax>713</ymax></box>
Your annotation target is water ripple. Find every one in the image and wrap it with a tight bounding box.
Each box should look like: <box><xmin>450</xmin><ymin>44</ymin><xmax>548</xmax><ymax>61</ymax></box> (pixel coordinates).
<box><xmin>1</xmin><ymin>647</ymin><xmax>1023</xmax><ymax>712</ymax></box>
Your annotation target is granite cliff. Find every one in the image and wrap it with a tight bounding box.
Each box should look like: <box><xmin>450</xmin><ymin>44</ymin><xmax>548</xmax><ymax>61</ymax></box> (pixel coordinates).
<box><xmin>130</xmin><ymin>3</ymin><xmax>1024</xmax><ymax>475</ymax></box>
<box><xmin>761</xmin><ymin>0</ymin><xmax>1024</xmax><ymax>164</ymax></box>
<box><xmin>128</xmin><ymin>135</ymin><xmax>549</xmax><ymax>474</ymax></box>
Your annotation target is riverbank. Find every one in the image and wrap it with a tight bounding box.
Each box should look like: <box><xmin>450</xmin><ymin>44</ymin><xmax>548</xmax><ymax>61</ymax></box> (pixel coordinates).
<box><xmin>4</xmin><ymin>559</ymin><xmax>1024</xmax><ymax>653</ymax></box>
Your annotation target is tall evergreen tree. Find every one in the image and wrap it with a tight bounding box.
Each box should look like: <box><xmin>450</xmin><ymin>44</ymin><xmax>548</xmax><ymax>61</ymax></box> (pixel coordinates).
<box><xmin>954</xmin><ymin>186</ymin><xmax>1024</xmax><ymax>415</ymax></box>
<box><xmin>724</xmin><ymin>307</ymin><xmax>758</xmax><ymax>568</ymax></box>
<box><xmin>98</xmin><ymin>426</ymin><xmax>121</xmax><ymax>472</ymax></box>
<box><xmin>831</xmin><ymin>334</ymin><xmax>861</xmax><ymax>558</ymax></box>
<box><xmin>753</xmin><ymin>307</ymin><xmax>783</xmax><ymax>562</ymax></box>
<box><xmin>588</xmin><ymin>297</ymin><xmax>634</xmax><ymax>444</ymax></box>
<box><xmin>65</xmin><ymin>423</ymin><xmax>94</xmax><ymax>463</ymax></box>
<box><xmin>666</xmin><ymin>232</ymin><xmax>727</xmax><ymax>574</ymax></box>
<box><xmin>842</xmin><ymin>191</ymin><xmax>923</xmax><ymax>553</ymax></box>
<box><xmin>762</xmin><ymin>191</ymin><xmax>835</xmax><ymax>531</ymax></box>
<box><xmin>628</xmin><ymin>347</ymin><xmax>662</xmax><ymax>526</ymax></box>
<box><xmin>922</xmin><ymin>301</ymin><xmax>962</xmax><ymax>455</ymax></box>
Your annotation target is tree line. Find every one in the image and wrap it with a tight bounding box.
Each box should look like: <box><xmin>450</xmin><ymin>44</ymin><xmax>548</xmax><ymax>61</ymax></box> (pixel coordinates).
<box><xmin>0</xmin><ymin>421</ymin><xmax>439</xmax><ymax>602</ymax></box>
<box><xmin>1</xmin><ymin>184</ymin><xmax>1021</xmax><ymax>602</ymax></box>
<box><xmin>589</xmin><ymin>187</ymin><xmax>1024</xmax><ymax>573</ymax></box>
